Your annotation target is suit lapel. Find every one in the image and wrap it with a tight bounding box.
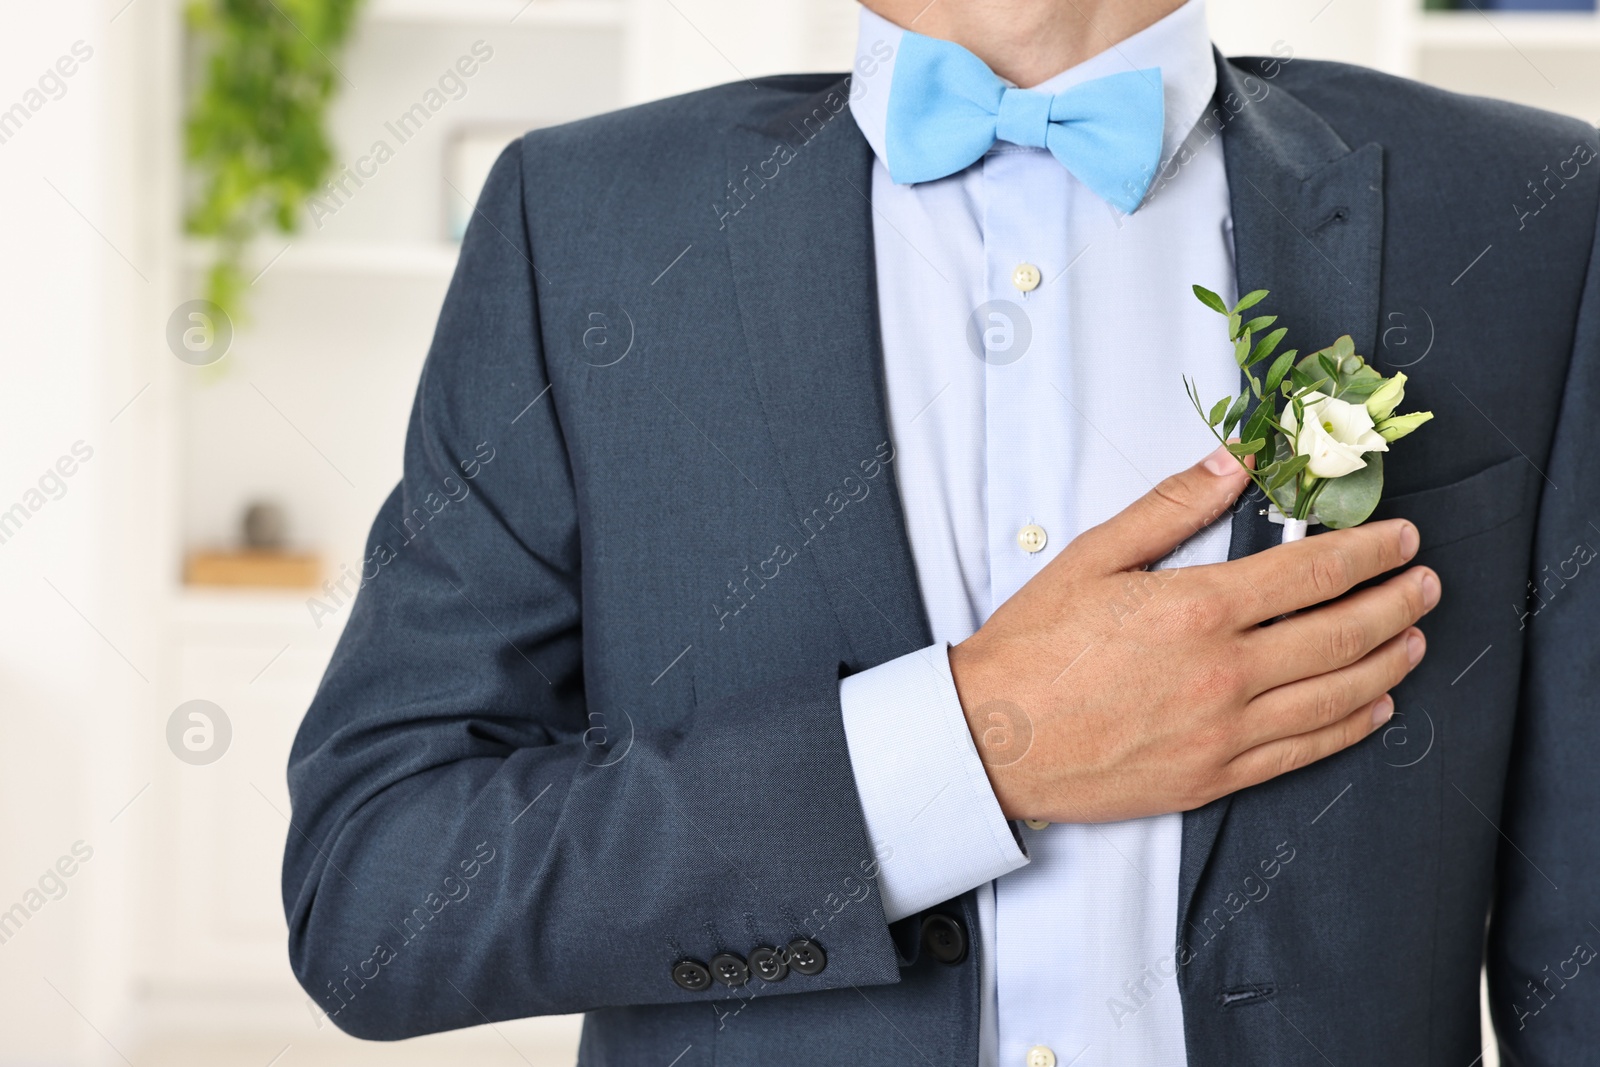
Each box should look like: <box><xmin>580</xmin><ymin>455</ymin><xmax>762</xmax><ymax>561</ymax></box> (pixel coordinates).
<box><xmin>1179</xmin><ymin>54</ymin><xmax>1387</xmax><ymax>935</ymax></box>
<box><xmin>723</xmin><ymin>80</ymin><xmax>934</xmax><ymax>670</ymax></box>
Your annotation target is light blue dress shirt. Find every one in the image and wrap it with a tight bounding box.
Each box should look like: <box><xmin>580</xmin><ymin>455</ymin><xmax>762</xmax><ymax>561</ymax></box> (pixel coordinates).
<box><xmin>839</xmin><ymin>3</ymin><xmax>1241</xmax><ymax>1064</ymax></box>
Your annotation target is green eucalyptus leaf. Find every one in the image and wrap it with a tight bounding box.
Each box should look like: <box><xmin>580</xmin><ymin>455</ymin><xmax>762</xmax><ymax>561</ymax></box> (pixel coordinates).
<box><xmin>1228</xmin><ymin>438</ymin><xmax>1267</xmax><ymax>457</ymax></box>
<box><xmin>1222</xmin><ymin>392</ymin><xmax>1250</xmax><ymax>436</ymax></box>
<box><xmin>1317</xmin><ymin>354</ymin><xmax>1342</xmax><ymax>388</ymax></box>
<box><xmin>1269</xmin><ymin>454</ymin><xmax>1310</xmax><ymax>489</ymax></box>
<box><xmin>1207</xmin><ymin>395</ymin><xmax>1230</xmax><ymax>427</ymax></box>
<box><xmin>1336</xmin><ymin>375</ymin><xmax>1384</xmax><ymax>399</ymax></box>
<box><xmin>1234</xmin><ymin>334</ymin><xmax>1253</xmax><ymax>367</ymax></box>
<box><xmin>1193</xmin><ymin>285</ymin><xmax>1229</xmax><ymax>314</ymax></box>
<box><xmin>1233</xmin><ymin>289</ymin><xmax>1270</xmax><ymax>313</ymax></box>
<box><xmin>1228</xmin><ymin>313</ymin><xmax>1243</xmax><ymax>339</ymax></box>
<box><xmin>1242</xmin><ymin>397</ymin><xmax>1275</xmax><ymax>445</ymax></box>
<box><xmin>1314</xmin><ymin>453</ymin><xmax>1384</xmax><ymax>529</ymax></box>
<box><xmin>1289</xmin><ymin>366</ymin><xmax>1321</xmax><ymax>393</ymax></box>
<box><xmin>1248</xmin><ymin>326</ymin><xmax>1289</xmax><ymax>366</ymax></box>
<box><xmin>1335</xmin><ymin>359</ymin><xmax>1381</xmax><ymax>396</ymax></box>
<box><xmin>1241</xmin><ymin>315</ymin><xmax>1278</xmax><ymax>335</ymax></box>
<box><xmin>1264</xmin><ymin>349</ymin><xmax>1297</xmax><ymax>395</ymax></box>
<box><xmin>1276</xmin><ymin>472</ymin><xmax>1302</xmax><ymax>514</ymax></box>
<box><xmin>1330</xmin><ymin>335</ymin><xmax>1356</xmax><ymax>366</ymax></box>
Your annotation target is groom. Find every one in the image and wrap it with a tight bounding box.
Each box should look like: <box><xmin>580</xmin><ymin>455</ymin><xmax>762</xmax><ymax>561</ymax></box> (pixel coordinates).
<box><xmin>283</xmin><ymin>0</ymin><xmax>1600</xmax><ymax>1063</ymax></box>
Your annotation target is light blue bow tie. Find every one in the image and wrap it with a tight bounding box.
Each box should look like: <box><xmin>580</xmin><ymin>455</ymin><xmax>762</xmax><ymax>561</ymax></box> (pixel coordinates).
<box><xmin>885</xmin><ymin>31</ymin><xmax>1165</xmax><ymax>214</ymax></box>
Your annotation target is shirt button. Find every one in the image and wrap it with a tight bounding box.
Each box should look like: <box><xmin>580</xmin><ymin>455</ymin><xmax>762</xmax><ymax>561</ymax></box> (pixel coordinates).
<box><xmin>1027</xmin><ymin>1046</ymin><xmax>1057</xmax><ymax>1067</ymax></box>
<box><xmin>1024</xmin><ymin>819</ymin><xmax>1050</xmax><ymax>830</ymax></box>
<box><xmin>1012</xmin><ymin>263</ymin><xmax>1042</xmax><ymax>293</ymax></box>
<box><xmin>1017</xmin><ymin>524</ymin><xmax>1048</xmax><ymax>554</ymax></box>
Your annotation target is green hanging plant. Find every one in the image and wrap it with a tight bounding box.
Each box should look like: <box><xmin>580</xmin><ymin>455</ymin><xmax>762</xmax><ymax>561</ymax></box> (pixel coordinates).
<box><xmin>184</xmin><ymin>0</ymin><xmax>364</xmax><ymax>316</ymax></box>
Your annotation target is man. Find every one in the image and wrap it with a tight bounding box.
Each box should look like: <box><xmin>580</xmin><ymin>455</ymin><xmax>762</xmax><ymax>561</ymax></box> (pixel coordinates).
<box><xmin>283</xmin><ymin>0</ymin><xmax>1600</xmax><ymax>1062</ymax></box>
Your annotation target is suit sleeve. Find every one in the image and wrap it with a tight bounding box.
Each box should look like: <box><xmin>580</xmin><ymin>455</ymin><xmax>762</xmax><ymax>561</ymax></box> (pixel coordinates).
<box><xmin>1489</xmin><ymin>196</ymin><xmax>1600</xmax><ymax>1062</ymax></box>
<box><xmin>282</xmin><ymin>141</ymin><xmax>904</xmax><ymax>1040</ymax></box>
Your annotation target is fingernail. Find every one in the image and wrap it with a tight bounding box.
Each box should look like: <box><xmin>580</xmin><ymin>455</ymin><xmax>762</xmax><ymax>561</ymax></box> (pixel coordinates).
<box><xmin>1204</xmin><ymin>444</ymin><xmax>1236</xmax><ymax>476</ymax></box>
<box><xmin>1399</xmin><ymin>522</ymin><xmax>1419</xmax><ymax>560</ymax></box>
<box><xmin>1407</xmin><ymin>631</ymin><xmax>1425</xmax><ymax>665</ymax></box>
<box><xmin>1419</xmin><ymin>570</ymin><xmax>1441</xmax><ymax>610</ymax></box>
<box><xmin>1371</xmin><ymin>695</ymin><xmax>1394</xmax><ymax>727</ymax></box>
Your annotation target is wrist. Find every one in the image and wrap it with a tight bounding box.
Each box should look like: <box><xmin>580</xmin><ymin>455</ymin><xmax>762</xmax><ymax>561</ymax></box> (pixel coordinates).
<box><xmin>949</xmin><ymin>636</ymin><xmax>1027</xmax><ymax>819</ymax></box>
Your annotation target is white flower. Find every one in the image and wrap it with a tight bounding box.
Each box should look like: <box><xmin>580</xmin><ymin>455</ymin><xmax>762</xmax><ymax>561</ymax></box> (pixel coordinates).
<box><xmin>1283</xmin><ymin>391</ymin><xmax>1389</xmax><ymax>479</ymax></box>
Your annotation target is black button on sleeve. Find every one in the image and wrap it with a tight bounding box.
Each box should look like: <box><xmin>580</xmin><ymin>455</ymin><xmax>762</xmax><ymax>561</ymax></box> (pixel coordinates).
<box><xmin>671</xmin><ymin>958</ymin><xmax>712</xmax><ymax>992</ymax></box>
<box><xmin>786</xmin><ymin>937</ymin><xmax>827</xmax><ymax>976</ymax></box>
<box><xmin>749</xmin><ymin>944</ymin><xmax>788</xmax><ymax>982</ymax></box>
<box><xmin>920</xmin><ymin>913</ymin><xmax>968</xmax><ymax>965</ymax></box>
<box><xmin>710</xmin><ymin>952</ymin><xmax>750</xmax><ymax>987</ymax></box>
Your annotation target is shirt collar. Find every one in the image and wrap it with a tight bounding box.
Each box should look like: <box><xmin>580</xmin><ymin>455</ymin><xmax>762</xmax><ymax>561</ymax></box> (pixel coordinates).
<box><xmin>848</xmin><ymin>0</ymin><xmax>1218</xmax><ymax>183</ymax></box>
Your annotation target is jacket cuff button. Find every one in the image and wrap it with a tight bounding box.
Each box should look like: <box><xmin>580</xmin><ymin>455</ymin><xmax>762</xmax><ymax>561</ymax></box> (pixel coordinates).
<box><xmin>710</xmin><ymin>952</ymin><xmax>750</xmax><ymax>987</ymax></box>
<box><xmin>786</xmin><ymin>938</ymin><xmax>827</xmax><ymax>976</ymax></box>
<box><xmin>920</xmin><ymin>913</ymin><xmax>969</xmax><ymax>965</ymax></box>
<box><xmin>671</xmin><ymin>958</ymin><xmax>712</xmax><ymax>992</ymax></box>
<box><xmin>749</xmin><ymin>945</ymin><xmax>788</xmax><ymax>982</ymax></box>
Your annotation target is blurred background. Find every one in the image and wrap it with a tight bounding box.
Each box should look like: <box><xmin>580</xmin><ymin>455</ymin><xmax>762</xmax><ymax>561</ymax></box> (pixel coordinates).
<box><xmin>1</xmin><ymin>0</ymin><xmax>1594</xmax><ymax>1063</ymax></box>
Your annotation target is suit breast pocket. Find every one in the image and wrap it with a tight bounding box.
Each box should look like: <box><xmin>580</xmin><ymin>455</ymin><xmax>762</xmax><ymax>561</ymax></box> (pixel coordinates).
<box><xmin>1368</xmin><ymin>455</ymin><xmax>1538</xmax><ymax>552</ymax></box>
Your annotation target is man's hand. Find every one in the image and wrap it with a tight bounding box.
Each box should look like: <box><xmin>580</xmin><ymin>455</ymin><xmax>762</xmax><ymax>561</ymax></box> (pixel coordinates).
<box><xmin>949</xmin><ymin>444</ymin><xmax>1440</xmax><ymax>824</ymax></box>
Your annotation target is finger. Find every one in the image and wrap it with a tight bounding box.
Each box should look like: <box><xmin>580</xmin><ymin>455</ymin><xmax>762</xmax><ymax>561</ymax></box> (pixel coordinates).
<box><xmin>1073</xmin><ymin>444</ymin><xmax>1252</xmax><ymax>574</ymax></box>
<box><xmin>1236</xmin><ymin>629</ymin><xmax>1419</xmax><ymax>750</ymax></box>
<box><xmin>1227</xmin><ymin>693</ymin><xmax>1395</xmax><ymax>791</ymax></box>
<box><xmin>1218</xmin><ymin>518</ymin><xmax>1421</xmax><ymax>624</ymax></box>
<box><xmin>1245</xmin><ymin>567</ymin><xmax>1439</xmax><ymax>692</ymax></box>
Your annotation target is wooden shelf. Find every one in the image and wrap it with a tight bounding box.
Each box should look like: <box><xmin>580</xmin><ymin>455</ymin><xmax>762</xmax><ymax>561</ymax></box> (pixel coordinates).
<box><xmin>185</xmin><ymin>550</ymin><xmax>322</xmax><ymax>590</ymax></box>
<box><xmin>1418</xmin><ymin>11</ymin><xmax>1600</xmax><ymax>49</ymax></box>
<box><xmin>365</xmin><ymin>0</ymin><xmax>625</xmax><ymax>27</ymax></box>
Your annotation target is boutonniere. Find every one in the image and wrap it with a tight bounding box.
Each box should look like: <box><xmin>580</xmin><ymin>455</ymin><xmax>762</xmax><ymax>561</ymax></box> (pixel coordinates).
<box><xmin>1185</xmin><ymin>285</ymin><xmax>1434</xmax><ymax>543</ymax></box>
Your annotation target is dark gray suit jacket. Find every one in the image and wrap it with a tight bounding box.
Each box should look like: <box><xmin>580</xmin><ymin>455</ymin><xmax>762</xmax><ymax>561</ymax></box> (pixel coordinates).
<box><xmin>283</xmin><ymin>54</ymin><xmax>1600</xmax><ymax>1065</ymax></box>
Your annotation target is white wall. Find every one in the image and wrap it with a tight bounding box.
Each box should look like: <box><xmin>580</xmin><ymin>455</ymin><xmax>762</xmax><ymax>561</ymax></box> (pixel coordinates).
<box><xmin>0</xmin><ymin>0</ymin><xmax>152</xmax><ymax>1061</ymax></box>
<box><xmin>1208</xmin><ymin>0</ymin><xmax>1408</xmax><ymax>72</ymax></box>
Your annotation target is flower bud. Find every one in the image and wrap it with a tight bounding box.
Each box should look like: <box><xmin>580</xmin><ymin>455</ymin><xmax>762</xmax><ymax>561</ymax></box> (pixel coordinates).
<box><xmin>1366</xmin><ymin>372</ymin><xmax>1408</xmax><ymax>421</ymax></box>
<box><xmin>1376</xmin><ymin>410</ymin><xmax>1434</xmax><ymax>442</ymax></box>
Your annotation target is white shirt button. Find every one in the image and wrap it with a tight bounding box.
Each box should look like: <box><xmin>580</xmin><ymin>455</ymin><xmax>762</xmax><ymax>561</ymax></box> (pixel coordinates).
<box><xmin>1011</xmin><ymin>262</ymin><xmax>1042</xmax><ymax>293</ymax></box>
<box><xmin>1026</xmin><ymin>1046</ymin><xmax>1057</xmax><ymax>1067</ymax></box>
<box><xmin>1017</xmin><ymin>523</ymin><xmax>1047</xmax><ymax>554</ymax></box>
<box><xmin>1024</xmin><ymin>819</ymin><xmax>1050</xmax><ymax>830</ymax></box>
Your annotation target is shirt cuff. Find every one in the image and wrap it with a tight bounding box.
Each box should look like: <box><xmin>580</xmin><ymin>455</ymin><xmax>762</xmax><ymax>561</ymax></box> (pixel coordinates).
<box><xmin>839</xmin><ymin>643</ymin><xmax>1030</xmax><ymax>924</ymax></box>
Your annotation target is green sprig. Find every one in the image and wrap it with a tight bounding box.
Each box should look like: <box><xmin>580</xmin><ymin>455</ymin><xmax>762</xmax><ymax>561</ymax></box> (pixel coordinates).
<box><xmin>1188</xmin><ymin>286</ymin><xmax>1429</xmax><ymax>527</ymax></box>
<box><xmin>184</xmin><ymin>0</ymin><xmax>365</xmax><ymax>316</ymax></box>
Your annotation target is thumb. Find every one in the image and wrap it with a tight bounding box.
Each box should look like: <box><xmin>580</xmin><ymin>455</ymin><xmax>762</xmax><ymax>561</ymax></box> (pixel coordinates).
<box><xmin>1076</xmin><ymin>443</ymin><xmax>1252</xmax><ymax>573</ymax></box>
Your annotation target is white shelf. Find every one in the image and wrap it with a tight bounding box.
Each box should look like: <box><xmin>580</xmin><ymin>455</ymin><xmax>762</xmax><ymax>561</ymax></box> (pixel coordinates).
<box><xmin>172</xmin><ymin>587</ymin><xmax>331</xmax><ymax>627</ymax></box>
<box><xmin>1417</xmin><ymin>11</ymin><xmax>1600</xmax><ymax>49</ymax></box>
<box><xmin>366</xmin><ymin>0</ymin><xmax>625</xmax><ymax>27</ymax></box>
<box><xmin>184</xmin><ymin>239</ymin><xmax>461</xmax><ymax>280</ymax></box>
